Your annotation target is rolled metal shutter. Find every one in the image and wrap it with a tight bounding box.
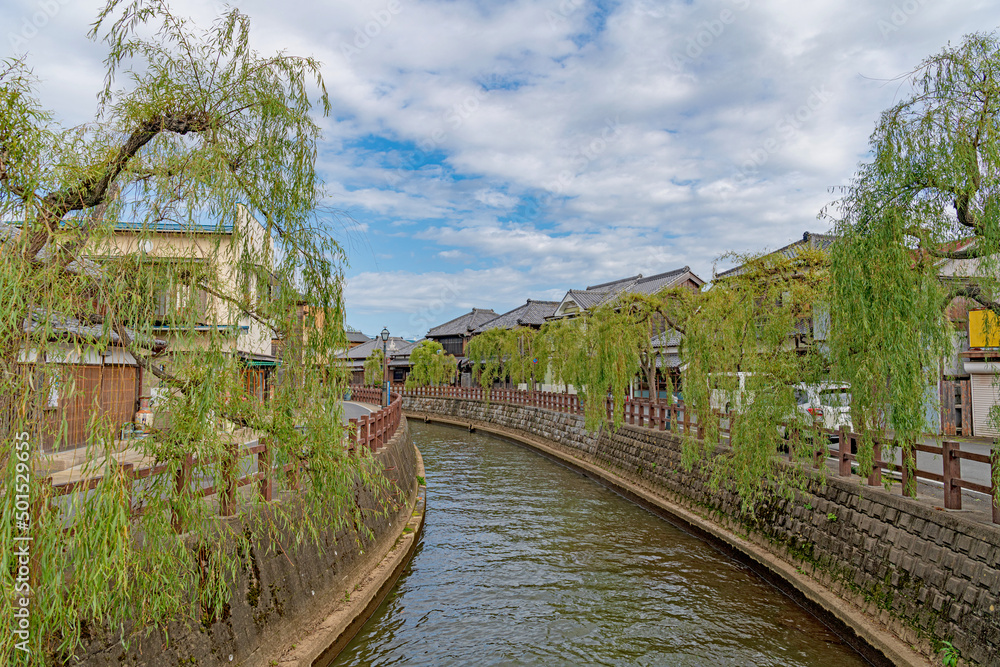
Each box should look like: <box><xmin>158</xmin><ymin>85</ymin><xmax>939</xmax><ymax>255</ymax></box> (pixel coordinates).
<box><xmin>970</xmin><ymin>373</ymin><xmax>1000</xmax><ymax>438</ymax></box>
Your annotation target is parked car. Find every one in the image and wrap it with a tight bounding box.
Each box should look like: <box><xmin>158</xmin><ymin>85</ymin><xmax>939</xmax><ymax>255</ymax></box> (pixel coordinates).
<box><xmin>790</xmin><ymin>382</ymin><xmax>853</xmax><ymax>437</ymax></box>
<box><xmin>708</xmin><ymin>372</ymin><xmax>756</xmax><ymax>413</ymax></box>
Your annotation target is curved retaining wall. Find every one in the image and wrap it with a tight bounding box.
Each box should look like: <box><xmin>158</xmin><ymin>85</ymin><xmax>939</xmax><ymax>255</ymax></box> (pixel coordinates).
<box><xmin>77</xmin><ymin>418</ymin><xmax>420</xmax><ymax>666</ymax></box>
<box><xmin>404</xmin><ymin>396</ymin><xmax>1000</xmax><ymax>667</ymax></box>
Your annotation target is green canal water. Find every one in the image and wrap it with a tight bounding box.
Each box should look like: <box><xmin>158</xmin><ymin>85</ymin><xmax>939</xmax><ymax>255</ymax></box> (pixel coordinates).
<box><xmin>331</xmin><ymin>422</ymin><xmax>869</xmax><ymax>666</ymax></box>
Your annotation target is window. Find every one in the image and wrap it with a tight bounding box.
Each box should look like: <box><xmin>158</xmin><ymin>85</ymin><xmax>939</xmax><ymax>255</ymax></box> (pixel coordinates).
<box><xmin>439</xmin><ymin>337</ymin><xmax>464</xmax><ymax>356</ymax></box>
<box><xmin>819</xmin><ymin>388</ymin><xmax>850</xmax><ymax>406</ymax></box>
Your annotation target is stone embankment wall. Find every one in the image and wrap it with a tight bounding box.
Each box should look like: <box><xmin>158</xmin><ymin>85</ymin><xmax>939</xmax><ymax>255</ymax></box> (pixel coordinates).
<box><xmin>77</xmin><ymin>418</ymin><xmax>419</xmax><ymax>666</ymax></box>
<box><xmin>404</xmin><ymin>396</ymin><xmax>1000</xmax><ymax>667</ymax></box>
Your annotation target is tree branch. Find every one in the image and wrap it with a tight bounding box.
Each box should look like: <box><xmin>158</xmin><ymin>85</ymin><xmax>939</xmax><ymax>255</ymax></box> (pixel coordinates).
<box><xmin>24</xmin><ymin>111</ymin><xmax>214</xmax><ymax>261</ymax></box>
<box><xmin>944</xmin><ymin>281</ymin><xmax>1000</xmax><ymax>314</ymax></box>
<box><xmin>189</xmin><ymin>276</ymin><xmax>278</xmax><ymax>336</ymax></box>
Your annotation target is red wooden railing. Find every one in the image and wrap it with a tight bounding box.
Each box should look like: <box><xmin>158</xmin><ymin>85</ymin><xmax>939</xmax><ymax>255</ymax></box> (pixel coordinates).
<box><xmin>47</xmin><ymin>436</ymin><xmax>287</xmax><ymax>533</ymax></box>
<box><xmin>393</xmin><ymin>383</ymin><xmax>1000</xmax><ymax>524</ymax></box>
<box><xmin>349</xmin><ymin>386</ymin><xmax>383</xmax><ymax>405</ymax></box>
<box><xmin>392</xmin><ymin>384</ymin><xmax>702</xmax><ymax>434</ymax></box>
<box><xmin>45</xmin><ymin>392</ymin><xmax>407</xmax><ymax>532</ymax></box>
<box><xmin>347</xmin><ymin>393</ymin><xmax>402</xmax><ymax>453</ymax></box>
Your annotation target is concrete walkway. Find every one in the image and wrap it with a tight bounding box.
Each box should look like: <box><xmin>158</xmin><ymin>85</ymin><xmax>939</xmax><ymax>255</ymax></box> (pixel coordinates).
<box><xmin>713</xmin><ymin>423</ymin><xmax>998</xmax><ymax>528</ymax></box>
<box><xmin>41</xmin><ymin>401</ymin><xmax>381</xmax><ymax>487</ymax></box>
<box><xmin>342</xmin><ymin>401</ymin><xmax>377</xmax><ymax>422</ymax></box>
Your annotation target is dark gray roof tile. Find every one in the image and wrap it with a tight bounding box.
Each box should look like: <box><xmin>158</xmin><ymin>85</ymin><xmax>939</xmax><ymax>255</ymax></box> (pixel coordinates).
<box><xmin>474</xmin><ymin>299</ymin><xmax>560</xmax><ymax>333</ymax></box>
<box><xmin>716</xmin><ymin>232</ymin><xmax>836</xmax><ymax>279</ymax></box>
<box><xmin>559</xmin><ymin>266</ymin><xmax>703</xmax><ymax>314</ymax></box>
<box><xmin>335</xmin><ymin>336</ymin><xmax>419</xmax><ymax>360</ymax></box>
<box><xmin>426</xmin><ymin>308</ymin><xmax>499</xmax><ymax>337</ymax></box>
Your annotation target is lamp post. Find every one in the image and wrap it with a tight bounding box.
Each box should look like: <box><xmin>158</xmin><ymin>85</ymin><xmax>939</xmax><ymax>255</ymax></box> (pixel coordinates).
<box><xmin>388</xmin><ymin>339</ymin><xmax>397</xmax><ymax>397</ymax></box>
<box><xmin>380</xmin><ymin>327</ymin><xmax>389</xmax><ymax>407</ymax></box>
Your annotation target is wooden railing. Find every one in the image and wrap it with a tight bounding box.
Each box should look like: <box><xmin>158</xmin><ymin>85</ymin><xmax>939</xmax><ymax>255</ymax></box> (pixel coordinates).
<box><xmin>394</xmin><ymin>384</ymin><xmax>702</xmax><ymax>434</ymax></box>
<box><xmin>396</xmin><ymin>383</ymin><xmax>1000</xmax><ymax>525</ymax></box>
<box><xmin>347</xmin><ymin>393</ymin><xmax>402</xmax><ymax>452</ymax></box>
<box><xmin>834</xmin><ymin>431</ymin><xmax>999</xmax><ymax>523</ymax></box>
<box><xmin>45</xmin><ymin>391</ymin><xmax>407</xmax><ymax>532</ymax></box>
<box><xmin>47</xmin><ymin>436</ymin><xmax>292</xmax><ymax>533</ymax></box>
<box><xmin>348</xmin><ymin>386</ymin><xmax>383</xmax><ymax>405</ymax></box>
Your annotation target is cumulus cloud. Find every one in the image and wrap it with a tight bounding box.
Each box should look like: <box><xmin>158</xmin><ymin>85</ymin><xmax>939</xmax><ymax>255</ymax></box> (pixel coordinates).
<box><xmin>5</xmin><ymin>0</ymin><xmax>996</xmax><ymax>337</ymax></box>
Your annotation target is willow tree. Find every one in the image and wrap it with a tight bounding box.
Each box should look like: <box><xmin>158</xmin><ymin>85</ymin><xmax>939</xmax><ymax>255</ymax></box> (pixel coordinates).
<box><xmin>827</xmin><ymin>31</ymin><xmax>998</xmax><ymax>496</ymax></box>
<box><xmin>405</xmin><ymin>339</ymin><xmax>457</xmax><ymax>387</ymax></box>
<box><xmin>466</xmin><ymin>326</ymin><xmax>548</xmax><ymax>393</ymax></box>
<box><xmin>363</xmin><ymin>348</ymin><xmax>384</xmax><ymax>386</ymax></box>
<box><xmin>471</xmin><ymin>289</ymin><xmax>690</xmax><ymax>429</ymax></box>
<box><xmin>0</xmin><ymin>2</ymin><xmax>388</xmax><ymax>663</ymax></box>
<box><xmin>549</xmin><ymin>291</ymin><xmax>693</xmax><ymax>428</ymax></box>
<box><xmin>681</xmin><ymin>248</ymin><xmax>831</xmax><ymax>508</ymax></box>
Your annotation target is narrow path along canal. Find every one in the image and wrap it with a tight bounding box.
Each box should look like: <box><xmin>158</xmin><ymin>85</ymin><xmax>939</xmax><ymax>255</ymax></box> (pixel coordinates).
<box><xmin>331</xmin><ymin>422</ymin><xmax>870</xmax><ymax>667</ymax></box>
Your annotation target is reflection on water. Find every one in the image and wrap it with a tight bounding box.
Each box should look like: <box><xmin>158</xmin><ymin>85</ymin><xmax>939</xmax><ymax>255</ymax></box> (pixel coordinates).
<box><xmin>331</xmin><ymin>422</ymin><xmax>868</xmax><ymax>667</ymax></box>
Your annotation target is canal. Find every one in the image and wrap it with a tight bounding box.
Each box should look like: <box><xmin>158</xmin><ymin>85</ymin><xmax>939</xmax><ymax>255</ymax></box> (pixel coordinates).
<box><xmin>331</xmin><ymin>422</ymin><xmax>869</xmax><ymax>666</ymax></box>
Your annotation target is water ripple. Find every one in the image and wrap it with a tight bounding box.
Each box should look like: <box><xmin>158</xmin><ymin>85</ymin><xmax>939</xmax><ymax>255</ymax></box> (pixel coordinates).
<box><xmin>331</xmin><ymin>423</ymin><xmax>867</xmax><ymax>667</ymax></box>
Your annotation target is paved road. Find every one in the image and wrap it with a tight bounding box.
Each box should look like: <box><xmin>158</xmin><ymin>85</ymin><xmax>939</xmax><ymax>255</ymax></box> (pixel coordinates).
<box><xmin>342</xmin><ymin>401</ymin><xmax>376</xmax><ymax>422</ymax></box>
<box><xmin>716</xmin><ymin>417</ymin><xmax>995</xmax><ymax>501</ymax></box>
<box><xmin>893</xmin><ymin>436</ymin><xmax>994</xmax><ymax>497</ymax></box>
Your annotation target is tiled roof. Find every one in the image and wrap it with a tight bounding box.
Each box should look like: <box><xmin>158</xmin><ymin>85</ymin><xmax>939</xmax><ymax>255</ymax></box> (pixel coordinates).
<box><xmin>655</xmin><ymin>353</ymin><xmax>682</xmax><ymax>369</ymax></box>
<box><xmin>426</xmin><ymin>308</ymin><xmax>499</xmax><ymax>337</ymax></box>
<box><xmin>335</xmin><ymin>336</ymin><xmax>419</xmax><ymax>361</ymax></box>
<box><xmin>475</xmin><ymin>300</ymin><xmax>560</xmax><ymax>333</ymax></box>
<box><xmin>113</xmin><ymin>220</ymin><xmax>235</xmax><ymax>234</ymax></box>
<box><xmin>651</xmin><ymin>330</ymin><xmax>683</xmax><ymax>348</ymax></box>
<box><xmin>715</xmin><ymin>232</ymin><xmax>836</xmax><ymax>279</ymax></box>
<box><xmin>565</xmin><ymin>288</ymin><xmax>611</xmax><ymax>310</ymax></box>
<box><xmin>345</xmin><ymin>329</ymin><xmax>371</xmax><ymax>343</ymax></box>
<box><xmin>557</xmin><ymin>266</ymin><xmax>703</xmax><ymax>315</ymax></box>
<box><xmin>24</xmin><ymin>310</ymin><xmax>167</xmax><ymax>351</ymax></box>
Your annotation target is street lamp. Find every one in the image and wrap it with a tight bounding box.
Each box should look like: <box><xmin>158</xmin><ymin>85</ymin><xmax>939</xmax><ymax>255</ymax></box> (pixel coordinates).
<box><xmin>380</xmin><ymin>327</ymin><xmax>390</xmax><ymax>406</ymax></box>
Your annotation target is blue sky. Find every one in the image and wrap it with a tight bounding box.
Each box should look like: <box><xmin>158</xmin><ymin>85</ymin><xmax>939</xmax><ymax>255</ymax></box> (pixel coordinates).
<box><xmin>4</xmin><ymin>0</ymin><xmax>997</xmax><ymax>339</ymax></box>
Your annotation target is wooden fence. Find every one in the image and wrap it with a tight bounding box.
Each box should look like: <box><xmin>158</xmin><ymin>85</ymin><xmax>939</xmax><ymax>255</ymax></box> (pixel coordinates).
<box><xmin>395</xmin><ymin>384</ymin><xmax>1000</xmax><ymax>525</ymax></box>
<box><xmin>348</xmin><ymin>386</ymin><xmax>383</xmax><ymax>405</ymax></box>
<box><xmin>347</xmin><ymin>394</ymin><xmax>402</xmax><ymax>453</ymax></box>
<box><xmin>47</xmin><ymin>437</ymin><xmax>285</xmax><ymax>534</ymax></box>
<box><xmin>940</xmin><ymin>379</ymin><xmax>972</xmax><ymax>436</ymax></box>
<box><xmin>44</xmin><ymin>392</ymin><xmax>405</xmax><ymax>532</ymax></box>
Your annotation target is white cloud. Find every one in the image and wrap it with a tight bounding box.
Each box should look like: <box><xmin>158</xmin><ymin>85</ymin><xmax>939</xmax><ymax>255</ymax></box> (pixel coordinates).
<box><xmin>7</xmin><ymin>0</ymin><xmax>997</xmax><ymax>338</ymax></box>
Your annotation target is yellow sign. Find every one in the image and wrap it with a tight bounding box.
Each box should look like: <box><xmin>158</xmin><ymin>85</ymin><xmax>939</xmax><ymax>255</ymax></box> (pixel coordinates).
<box><xmin>969</xmin><ymin>309</ymin><xmax>1000</xmax><ymax>348</ymax></box>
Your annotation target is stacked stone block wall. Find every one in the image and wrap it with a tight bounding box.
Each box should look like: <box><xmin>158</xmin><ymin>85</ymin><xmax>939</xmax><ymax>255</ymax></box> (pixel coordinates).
<box><xmin>404</xmin><ymin>396</ymin><xmax>1000</xmax><ymax>666</ymax></box>
<box><xmin>78</xmin><ymin>418</ymin><xmax>419</xmax><ymax>666</ymax></box>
